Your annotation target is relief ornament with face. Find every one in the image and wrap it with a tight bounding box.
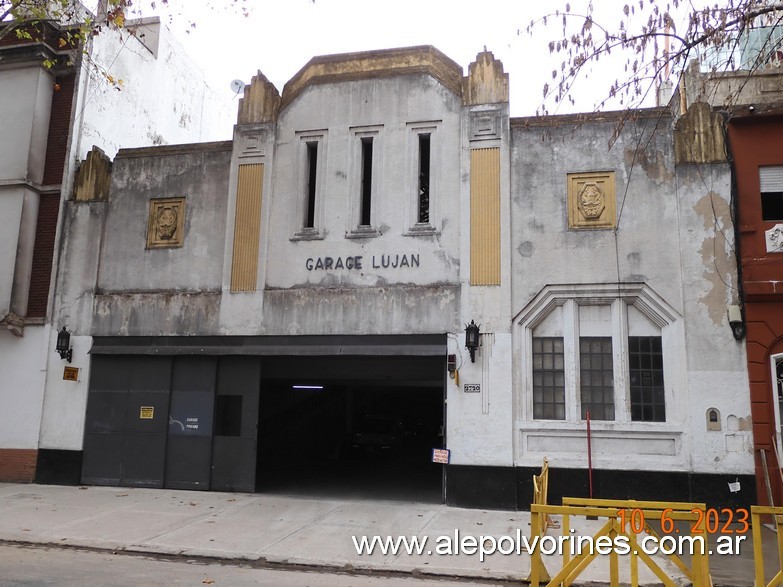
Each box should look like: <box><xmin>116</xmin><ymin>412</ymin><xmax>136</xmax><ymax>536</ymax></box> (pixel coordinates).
<box><xmin>577</xmin><ymin>183</ymin><xmax>606</xmax><ymax>220</ymax></box>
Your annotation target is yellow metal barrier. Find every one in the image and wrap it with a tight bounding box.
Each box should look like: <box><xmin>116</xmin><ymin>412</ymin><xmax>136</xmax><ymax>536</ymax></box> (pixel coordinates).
<box><xmin>532</xmin><ymin>458</ymin><xmax>559</xmax><ymax>533</ymax></box>
<box><xmin>528</xmin><ymin>458</ymin><xmax>558</xmax><ymax>582</ymax></box>
<box><xmin>563</xmin><ymin>498</ymin><xmax>710</xmax><ymax>587</ymax></box>
<box><xmin>751</xmin><ymin>505</ymin><xmax>783</xmax><ymax>587</ymax></box>
<box><xmin>528</xmin><ymin>500</ymin><xmax>710</xmax><ymax>587</ymax></box>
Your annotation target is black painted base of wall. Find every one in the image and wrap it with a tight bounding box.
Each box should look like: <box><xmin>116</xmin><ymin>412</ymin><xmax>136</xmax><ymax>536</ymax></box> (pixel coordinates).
<box><xmin>35</xmin><ymin>451</ymin><xmax>756</xmax><ymax>512</ymax></box>
<box><xmin>446</xmin><ymin>465</ymin><xmax>757</xmax><ymax>511</ymax></box>
<box><xmin>35</xmin><ymin>449</ymin><xmax>83</xmax><ymax>486</ymax></box>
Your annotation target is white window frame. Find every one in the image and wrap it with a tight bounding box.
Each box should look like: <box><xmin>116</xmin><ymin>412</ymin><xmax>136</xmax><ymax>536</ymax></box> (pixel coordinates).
<box><xmin>516</xmin><ymin>283</ymin><xmax>682</xmax><ymax>426</ymax></box>
<box><xmin>291</xmin><ymin>130</ymin><xmax>327</xmax><ymax>240</ymax></box>
<box><xmin>760</xmin><ymin>165</ymin><xmax>783</xmax><ymax>222</ymax></box>
<box><xmin>346</xmin><ymin>125</ymin><xmax>383</xmax><ymax>238</ymax></box>
<box><xmin>771</xmin><ymin>353</ymin><xmax>783</xmax><ymax>461</ymax></box>
<box><xmin>404</xmin><ymin>121</ymin><xmax>441</xmax><ymax>235</ymax></box>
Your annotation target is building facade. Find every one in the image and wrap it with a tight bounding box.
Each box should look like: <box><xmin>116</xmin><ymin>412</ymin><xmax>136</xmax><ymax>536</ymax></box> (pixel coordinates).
<box><xmin>0</xmin><ymin>13</ymin><xmax>232</xmax><ymax>483</ymax></box>
<box><xmin>34</xmin><ymin>46</ymin><xmax>759</xmax><ymax>509</ymax></box>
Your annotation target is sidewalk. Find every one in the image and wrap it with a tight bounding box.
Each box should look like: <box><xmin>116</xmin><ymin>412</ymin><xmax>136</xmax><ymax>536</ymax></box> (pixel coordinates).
<box><xmin>0</xmin><ymin>482</ymin><xmax>762</xmax><ymax>585</ymax></box>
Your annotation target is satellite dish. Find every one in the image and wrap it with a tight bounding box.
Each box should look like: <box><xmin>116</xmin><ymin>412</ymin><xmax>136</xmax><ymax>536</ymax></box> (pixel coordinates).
<box><xmin>229</xmin><ymin>79</ymin><xmax>246</xmax><ymax>96</ymax></box>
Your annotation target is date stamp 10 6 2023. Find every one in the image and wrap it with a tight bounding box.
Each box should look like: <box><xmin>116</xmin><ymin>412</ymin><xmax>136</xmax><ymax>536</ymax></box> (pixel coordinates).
<box><xmin>617</xmin><ymin>507</ymin><xmax>750</xmax><ymax>535</ymax></box>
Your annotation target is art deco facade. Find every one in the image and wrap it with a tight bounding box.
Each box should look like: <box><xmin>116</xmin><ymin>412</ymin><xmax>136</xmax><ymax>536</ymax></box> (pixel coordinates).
<box><xmin>25</xmin><ymin>45</ymin><xmax>776</xmax><ymax>509</ymax></box>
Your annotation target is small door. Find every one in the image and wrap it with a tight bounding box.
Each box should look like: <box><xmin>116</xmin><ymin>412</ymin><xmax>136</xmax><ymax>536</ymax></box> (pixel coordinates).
<box><xmin>165</xmin><ymin>357</ymin><xmax>216</xmax><ymax>490</ymax></box>
<box><xmin>211</xmin><ymin>357</ymin><xmax>260</xmax><ymax>492</ymax></box>
<box><xmin>82</xmin><ymin>356</ymin><xmax>171</xmax><ymax>487</ymax></box>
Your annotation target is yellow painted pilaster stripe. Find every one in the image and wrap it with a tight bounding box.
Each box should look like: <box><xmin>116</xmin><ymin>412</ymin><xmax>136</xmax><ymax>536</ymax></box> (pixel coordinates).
<box><xmin>470</xmin><ymin>148</ymin><xmax>501</xmax><ymax>285</ymax></box>
<box><xmin>230</xmin><ymin>163</ymin><xmax>264</xmax><ymax>292</ymax></box>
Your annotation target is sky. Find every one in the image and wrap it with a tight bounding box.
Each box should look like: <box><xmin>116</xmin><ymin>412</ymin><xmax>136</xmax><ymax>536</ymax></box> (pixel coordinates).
<box><xmin>126</xmin><ymin>0</ymin><xmax>680</xmax><ymax>117</ymax></box>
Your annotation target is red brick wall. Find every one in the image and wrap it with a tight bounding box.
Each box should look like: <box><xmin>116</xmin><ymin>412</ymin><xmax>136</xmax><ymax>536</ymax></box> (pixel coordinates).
<box><xmin>42</xmin><ymin>73</ymin><xmax>75</xmax><ymax>186</ymax></box>
<box><xmin>728</xmin><ymin>116</ymin><xmax>783</xmax><ymax>506</ymax></box>
<box><xmin>0</xmin><ymin>449</ymin><xmax>38</xmax><ymax>483</ymax></box>
<box><xmin>26</xmin><ymin>72</ymin><xmax>76</xmax><ymax>318</ymax></box>
<box><xmin>26</xmin><ymin>193</ymin><xmax>60</xmax><ymax>317</ymax></box>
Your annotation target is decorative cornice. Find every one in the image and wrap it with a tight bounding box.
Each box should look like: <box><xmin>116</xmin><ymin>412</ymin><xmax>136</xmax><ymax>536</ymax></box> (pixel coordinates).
<box><xmin>280</xmin><ymin>45</ymin><xmax>463</xmax><ymax>111</ymax></box>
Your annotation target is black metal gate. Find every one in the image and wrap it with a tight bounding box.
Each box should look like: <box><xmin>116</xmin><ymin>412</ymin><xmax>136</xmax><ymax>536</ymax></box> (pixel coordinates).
<box><xmin>82</xmin><ymin>356</ymin><xmax>171</xmax><ymax>487</ymax></box>
<box><xmin>82</xmin><ymin>355</ymin><xmax>259</xmax><ymax>491</ymax></box>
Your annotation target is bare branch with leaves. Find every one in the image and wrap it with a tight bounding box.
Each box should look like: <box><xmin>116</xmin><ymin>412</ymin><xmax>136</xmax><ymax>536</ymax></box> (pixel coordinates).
<box><xmin>526</xmin><ymin>0</ymin><xmax>783</xmax><ymax>116</ymax></box>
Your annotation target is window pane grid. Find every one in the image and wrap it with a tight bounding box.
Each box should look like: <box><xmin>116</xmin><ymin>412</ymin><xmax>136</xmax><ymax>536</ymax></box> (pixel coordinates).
<box><xmin>532</xmin><ymin>337</ymin><xmax>565</xmax><ymax>420</ymax></box>
<box><xmin>629</xmin><ymin>336</ymin><xmax>666</xmax><ymax>422</ymax></box>
<box><xmin>580</xmin><ymin>337</ymin><xmax>614</xmax><ymax>421</ymax></box>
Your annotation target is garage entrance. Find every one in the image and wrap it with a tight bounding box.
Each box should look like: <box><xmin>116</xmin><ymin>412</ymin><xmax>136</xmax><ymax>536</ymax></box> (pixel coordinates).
<box><xmin>256</xmin><ymin>354</ymin><xmax>446</xmax><ymax>503</ymax></box>
<box><xmin>83</xmin><ymin>335</ymin><xmax>447</xmax><ymax>502</ymax></box>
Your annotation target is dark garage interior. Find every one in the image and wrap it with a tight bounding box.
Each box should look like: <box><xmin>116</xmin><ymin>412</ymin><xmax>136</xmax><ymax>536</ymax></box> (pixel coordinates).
<box><xmin>256</xmin><ymin>355</ymin><xmax>445</xmax><ymax>503</ymax></box>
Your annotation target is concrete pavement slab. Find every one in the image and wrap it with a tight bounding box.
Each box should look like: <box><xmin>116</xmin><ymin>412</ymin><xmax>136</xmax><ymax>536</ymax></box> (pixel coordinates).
<box><xmin>141</xmin><ymin>496</ymin><xmax>342</xmax><ymax>559</ymax></box>
<box><xmin>0</xmin><ymin>484</ymin><xmax>697</xmax><ymax>585</ymax></box>
<box><xmin>261</xmin><ymin>501</ymin><xmax>440</xmax><ymax>570</ymax></box>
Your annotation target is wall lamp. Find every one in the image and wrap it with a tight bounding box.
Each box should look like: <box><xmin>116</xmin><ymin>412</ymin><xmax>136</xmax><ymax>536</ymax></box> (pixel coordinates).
<box><xmin>465</xmin><ymin>320</ymin><xmax>481</xmax><ymax>363</ymax></box>
<box><xmin>56</xmin><ymin>326</ymin><xmax>73</xmax><ymax>362</ymax></box>
<box><xmin>727</xmin><ymin>305</ymin><xmax>746</xmax><ymax>341</ymax></box>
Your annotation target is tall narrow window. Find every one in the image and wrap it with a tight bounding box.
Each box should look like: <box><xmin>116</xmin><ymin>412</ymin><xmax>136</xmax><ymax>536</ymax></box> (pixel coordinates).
<box><xmin>580</xmin><ymin>337</ymin><xmax>614</xmax><ymax>420</ymax></box>
<box><xmin>532</xmin><ymin>337</ymin><xmax>565</xmax><ymax>420</ymax></box>
<box><xmin>304</xmin><ymin>142</ymin><xmax>318</xmax><ymax>229</ymax></box>
<box><xmin>418</xmin><ymin>134</ymin><xmax>431</xmax><ymax>224</ymax></box>
<box><xmin>360</xmin><ymin>137</ymin><xmax>373</xmax><ymax>226</ymax></box>
<box><xmin>629</xmin><ymin>336</ymin><xmax>665</xmax><ymax>422</ymax></box>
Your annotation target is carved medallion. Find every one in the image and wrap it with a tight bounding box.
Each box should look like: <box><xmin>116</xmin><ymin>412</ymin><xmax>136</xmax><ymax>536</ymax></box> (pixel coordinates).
<box><xmin>567</xmin><ymin>171</ymin><xmax>616</xmax><ymax>229</ymax></box>
<box><xmin>766</xmin><ymin>224</ymin><xmax>783</xmax><ymax>253</ymax></box>
<box><xmin>577</xmin><ymin>183</ymin><xmax>606</xmax><ymax>220</ymax></box>
<box><xmin>147</xmin><ymin>197</ymin><xmax>185</xmax><ymax>248</ymax></box>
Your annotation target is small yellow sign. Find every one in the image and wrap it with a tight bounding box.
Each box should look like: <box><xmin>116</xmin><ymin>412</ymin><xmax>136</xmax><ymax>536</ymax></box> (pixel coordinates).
<box><xmin>139</xmin><ymin>406</ymin><xmax>154</xmax><ymax>420</ymax></box>
<box><xmin>63</xmin><ymin>366</ymin><xmax>79</xmax><ymax>381</ymax></box>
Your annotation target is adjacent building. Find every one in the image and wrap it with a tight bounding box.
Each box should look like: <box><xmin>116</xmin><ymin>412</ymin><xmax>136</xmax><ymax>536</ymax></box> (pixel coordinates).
<box><xmin>0</xmin><ymin>12</ymin><xmax>232</xmax><ymax>483</ymax></box>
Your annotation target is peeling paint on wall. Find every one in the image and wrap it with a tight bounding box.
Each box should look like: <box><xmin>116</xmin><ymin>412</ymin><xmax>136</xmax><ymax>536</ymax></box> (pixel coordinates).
<box><xmin>694</xmin><ymin>191</ymin><xmax>736</xmax><ymax>326</ymax></box>
<box><xmin>94</xmin><ymin>292</ymin><xmax>221</xmax><ymax>336</ymax></box>
<box><xmin>727</xmin><ymin>414</ymin><xmax>753</xmax><ymax>432</ymax></box>
<box><xmin>624</xmin><ymin>146</ymin><xmax>674</xmax><ymax>185</ymax></box>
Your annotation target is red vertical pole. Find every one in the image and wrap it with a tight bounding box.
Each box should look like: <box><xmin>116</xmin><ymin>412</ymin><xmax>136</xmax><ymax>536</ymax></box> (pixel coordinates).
<box><xmin>586</xmin><ymin>410</ymin><xmax>593</xmax><ymax>498</ymax></box>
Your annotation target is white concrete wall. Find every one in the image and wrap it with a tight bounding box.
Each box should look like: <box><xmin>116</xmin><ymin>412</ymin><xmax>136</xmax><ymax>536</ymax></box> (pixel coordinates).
<box><xmin>264</xmin><ymin>75</ymin><xmax>461</xmax><ymax>293</ymax></box>
<box><xmin>72</xmin><ymin>20</ymin><xmax>234</xmax><ymax>163</ymax></box>
<box><xmin>446</xmin><ymin>333</ymin><xmax>514</xmax><ymax>466</ymax></box>
<box><xmin>0</xmin><ymin>65</ymin><xmax>54</xmax><ymax>452</ymax></box>
<box><xmin>452</xmin><ymin>97</ymin><xmax>515</xmax><ymax>468</ymax></box>
<box><xmin>38</xmin><ymin>333</ymin><xmax>92</xmax><ymax>450</ymax></box>
<box><xmin>0</xmin><ymin>326</ymin><xmax>48</xmax><ymax>449</ymax></box>
<box><xmin>224</xmin><ymin>74</ymin><xmax>465</xmax><ymax>337</ymax></box>
<box><xmin>675</xmin><ymin>164</ymin><xmax>753</xmax><ymax>474</ymax></box>
<box><xmin>509</xmin><ymin>114</ymin><xmax>753</xmax><ymax>476</ymax></box>
<box><xmin>0</xmin><ymin>189</ymin><xmax>25</xmax><ymax>317</ymax></box>
<box><xmin>0</xmin><ymin>67</ymin><xmax>53</xmax><ymax>183</ymax></box>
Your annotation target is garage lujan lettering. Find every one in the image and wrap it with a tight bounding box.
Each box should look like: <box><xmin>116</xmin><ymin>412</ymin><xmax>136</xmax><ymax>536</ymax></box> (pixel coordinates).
<box><xmin>305</xmin><ymin>254</ymin><xmax>420</xmax><ymax>271</ymax></box>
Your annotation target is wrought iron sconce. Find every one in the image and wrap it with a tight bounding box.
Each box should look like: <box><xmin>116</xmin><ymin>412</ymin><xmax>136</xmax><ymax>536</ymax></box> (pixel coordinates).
<box><xmin>465</xmin><ymin>320</ymin><xmax>480</xmax><ymax>363</ymax></box>
<box><xmin>56</xmin><ymin>326</ymin><xmax>73</xmax><ymax>362</ymax></box>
